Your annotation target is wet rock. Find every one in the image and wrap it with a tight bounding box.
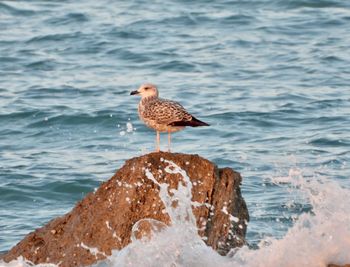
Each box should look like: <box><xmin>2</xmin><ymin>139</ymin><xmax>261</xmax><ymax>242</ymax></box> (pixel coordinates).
<box><xmin>2</xmin><ymin>152</ymin><xmax>249</xmax><ymax>267</ymax></box>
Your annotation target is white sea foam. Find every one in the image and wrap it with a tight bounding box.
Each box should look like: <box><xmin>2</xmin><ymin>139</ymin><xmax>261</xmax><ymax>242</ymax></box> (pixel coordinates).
<box><xmin>230</xmin><ymin>168</ymin><xmax>350</xmax><ymax>267</ymax></box>
<box><xmin>102</xmin><ymin>160</ymin><xmax>224</xmax><ymax>267</ymax></box>
<box><xmin>0</xmin><ymin>256</ymin><xmax>57</xmax><ymax>267</ymax></box>
<box><xmin>79</xmin><ymin>243</ymin><xmax>107</xmax><ymax>258</ymax></box>
<box><xmin>126</xmin><ymin>122</ymin><xmax>134</xmax><ymax>133</ymax></box>
<box><xmin>118</xmin><ymin>122</ymin><xmax>135</xmax><ymax>137</ymax></box>
<box><xmin>2</xmin><ymin>165</ymin><xmax>350</xmax><ymax>267</ymax></box>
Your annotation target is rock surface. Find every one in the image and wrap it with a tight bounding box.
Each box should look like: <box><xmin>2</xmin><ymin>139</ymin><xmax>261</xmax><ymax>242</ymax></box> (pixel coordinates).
<box><xmin>2</xmin><ymin>152</ymin><xmax>249</xmax><ymax>267</ymax></box>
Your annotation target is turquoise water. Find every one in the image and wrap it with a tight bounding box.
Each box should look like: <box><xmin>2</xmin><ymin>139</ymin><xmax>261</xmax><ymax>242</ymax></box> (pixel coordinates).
<box><xmin>1</xmin><ymin>0</ymin><xmax>350</xmax><ymax>263</ymax></box>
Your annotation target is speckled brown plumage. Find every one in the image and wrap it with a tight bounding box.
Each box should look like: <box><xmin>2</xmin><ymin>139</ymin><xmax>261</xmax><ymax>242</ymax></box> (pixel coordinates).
<box><xmin>131</xmin><ymin>83</ymin><xmax>209</xmax><ymax>151</ymax></box>
<box><xmin>138</xmin><ymin>96</ymin><xmax>193</xmax><ymax>132</ymax></box>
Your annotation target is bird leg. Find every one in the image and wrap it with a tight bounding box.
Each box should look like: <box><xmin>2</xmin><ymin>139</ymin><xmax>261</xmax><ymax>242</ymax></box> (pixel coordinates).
<box><xmin>156</xmin><ymin>131</ymin><xmax>160</xmax><ymax>152</ymax></box>
<box><xmin>168</xmin><ymin>130</ymin><xmax>171</xmax><ymax>152</ymax></box>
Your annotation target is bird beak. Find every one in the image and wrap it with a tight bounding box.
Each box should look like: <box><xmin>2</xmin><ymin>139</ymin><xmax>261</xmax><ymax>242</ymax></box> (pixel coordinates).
<box><xmin>130</xmin><ymin>90</ymin><xmax>139</xmax><ymax>95</ymax></box>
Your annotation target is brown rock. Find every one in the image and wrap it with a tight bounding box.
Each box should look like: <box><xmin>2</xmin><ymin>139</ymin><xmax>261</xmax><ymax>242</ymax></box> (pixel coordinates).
<box><xmin>2</xmin><ymin>152</ymin><xmax>249</xmax><ymax>266</ymax></box>
<box><xmin>328</xmin><ymin>265</ymin><xmax>350</xmax><ymax>267</ymax></box>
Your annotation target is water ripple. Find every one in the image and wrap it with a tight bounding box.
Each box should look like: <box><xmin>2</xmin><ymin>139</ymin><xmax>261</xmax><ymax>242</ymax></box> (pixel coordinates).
<box><xmin>0</xmin><ymin>2</ymin><xmax>35</xmax><ymax>16</ymax></box>
<box><xmin>45</xmin><ymin>12</ymin><xmax>89</xmax><ymax>25</ymax></box>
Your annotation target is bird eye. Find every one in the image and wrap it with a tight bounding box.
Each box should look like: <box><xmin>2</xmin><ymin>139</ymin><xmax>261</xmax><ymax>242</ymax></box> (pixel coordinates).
<box><xmin>144</xmin><ymin>87</ymin><xmax>149</xmax><ymax>90</ymax></box>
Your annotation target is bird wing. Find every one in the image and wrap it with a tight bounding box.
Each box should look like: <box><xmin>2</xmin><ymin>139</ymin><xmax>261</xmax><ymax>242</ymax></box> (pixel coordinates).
<box><xmin>143</xmin><ymin>99</ymin><xmax>192</xmax><ymax>125</ymax></box>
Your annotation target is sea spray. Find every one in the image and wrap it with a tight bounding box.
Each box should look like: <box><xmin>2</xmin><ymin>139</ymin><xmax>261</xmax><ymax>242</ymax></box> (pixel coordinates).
<box><xmin>103</xmin><ymin>165</ymin><xmax>350</xmax><ymax>267</ymax></box>
<box><xmin>229</xmin><ymin>168</ymin><xmax>350</xmax><ymax>267</ymax></box>
<box><xmin>0</xmin><ymin>256</ymin><xmax>57</xmax><ymax>267</ymax></box>
<box><xmin>2</xmin><ymin>165</ymin><xmax>350</xmax><ymax>267</ymax></box>
<box><xmin>103</xmin><ymin>160</ymin><xmax>226</xmax><ymax>267</ymax></box>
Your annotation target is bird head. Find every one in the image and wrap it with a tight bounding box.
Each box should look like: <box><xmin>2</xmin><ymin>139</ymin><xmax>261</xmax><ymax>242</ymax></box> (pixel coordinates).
<box><xmin>130</xmin><ymin>83</ymin><xmax>159</xmax><ymax>98</ymax></box>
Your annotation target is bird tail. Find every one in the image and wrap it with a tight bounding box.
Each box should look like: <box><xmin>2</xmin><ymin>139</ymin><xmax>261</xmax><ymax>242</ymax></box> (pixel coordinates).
<box><xmin>169</xmin><ymin>116</ymin><xmax>209</xmax><ymax>127</ymax></box>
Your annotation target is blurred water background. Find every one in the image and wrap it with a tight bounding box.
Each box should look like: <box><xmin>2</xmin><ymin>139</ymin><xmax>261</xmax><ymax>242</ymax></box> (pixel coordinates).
<box><xmin>1</xmin><ymin>0</ymin><xmax>350</xmax><ymax>265</ymax></box>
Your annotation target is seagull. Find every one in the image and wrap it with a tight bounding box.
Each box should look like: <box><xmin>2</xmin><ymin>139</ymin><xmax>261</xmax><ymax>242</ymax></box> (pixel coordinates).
<box><xmin>130</xmin><ymin>83</ymin><xmax>209</xmax><ymax>152</ymax></box>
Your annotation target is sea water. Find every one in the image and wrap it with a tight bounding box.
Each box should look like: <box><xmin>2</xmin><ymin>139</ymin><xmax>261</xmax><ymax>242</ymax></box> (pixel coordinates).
<box><xmin>1</xmin><ymin>0</ymin><xmax>350</xmax><ymax>266</ymax></box>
